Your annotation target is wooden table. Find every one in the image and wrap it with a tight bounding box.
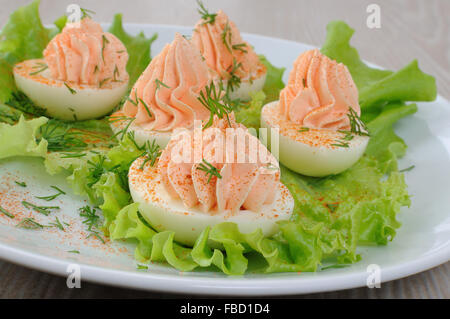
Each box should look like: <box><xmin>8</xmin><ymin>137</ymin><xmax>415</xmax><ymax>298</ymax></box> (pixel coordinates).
<box><xmin>0</xmin><ymin>0</ymin><xmax>448</xmax><ymax>299</ymax></box>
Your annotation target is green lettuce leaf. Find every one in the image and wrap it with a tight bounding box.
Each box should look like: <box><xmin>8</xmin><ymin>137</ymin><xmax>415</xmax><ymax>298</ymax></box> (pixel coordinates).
<box><xmin>0</xmin><ymin>116</ymin><xmax>48</xmax><ymax>159</ymax></box>
<box><xmin>234</xmin><ymin>90</ymin><xmax>266</xmax><ymax>129</ymax></box>
<box><xmin>258</xmin><ymin>55</ymin><xmax>285</xmax><ymax>103</ymax></box>
<box><xmin>366</xmin><ymin>102</ymin><xmax>418</xmax><ymax>173</ymax></box>
<box><xmin>109</xmin><ymin>14</ymin><xmax>158</xmax><ymax>87</ymax></box>
<box><xmin>321</xmin><ymin>21</ymin><xmax>436</xmax><ymax>109</ymax></box>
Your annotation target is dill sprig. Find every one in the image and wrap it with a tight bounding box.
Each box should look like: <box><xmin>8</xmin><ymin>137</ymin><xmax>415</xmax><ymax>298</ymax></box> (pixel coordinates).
<box><xmin>80</xmin><ymin>7</ymin><xmax>95</xmax><ymax>19</ymax></box>
<box><xmin>196</xmin><ymin>159</ymin><xmax>222</xmax><ymax>183</ymax></box>
<box><xmin>98</xmin><ymin>77</ymin><xmax>110</xmax><ymax>88</ymax></box>
<box><xmin>155</xmin><ymin>79</ymin><xmax>170</xmax><ymax>92</ymax></box>
<box><xmin>331</xmin><ymin>140</ymin><xmax>350</xmax><ymax>148</ymax></box>
<box><xmin>113</xmin><ymin>65</ymin><xmax>120</xmax><ymax>82</ymax></box>
<box><xmin>0</xmin><ymin>109</ymin><xmax>21</xmax><ymax>124</ymax></box>
<box><xmin>347</xmin><ymin>107</ymin><xmax>369</xmax><ymax>136</ymax></box>
<box><xmin>68</xmin><ymin>250</ymin><xmax>80</xmax><ymax>254</ymax></box>
<box><xmin>6</xmin><ymin>91</ymin><xmax>46</xmax><ymax>117</ymax></box>
<box><xmin>198</xmin><ymin>82</ymin><xmax>233</xmax><ymax>129</ymax></box>
<box><xmin>197</xmin><ymin>0</ymin><xmax>217</xmax><ymax>25</ymax></box>
<box><xmin>64</xmin><ymin>82</ymin><xmax>77</xmax><ymax>95</ymax></box>
<box><xmin>48</xmin><ymin>216</ymin><xmax>65</xmax><ymax>231</ymax></box>
<box><xmin>78</xmin><ymin>205</ymin><xmax>105</xmax><ymax>243</ymax></box>
<box><xmin>60</xmin><ymin>152</ymin><xmax>87</xmax><ymax>158</ymax></box>
<box><xmin>232</xmin><ymin>43</ymin><xmax>248</xmax><ymax>53</ymax></box>
<box><xmin>138</xmin><ymin>98</ymin><xmax>153</xmax><ymax>118</ymax></box>
<box><xmin>37</xmin><ymin>120</ymin><xmax>87</xmax><ymax>152</ymax></box>
<box><xmin>226</xmin><ymin>58</ymin><xmax>242</xmax><ymax>93</ymax></box>
<box><xmin>35</xmin><ymin>186</ymin><xmax>66</xmax><ymax>201</ymax></box>
<box><xmin>110</xmin><ymin>116</ymin><xmax>135</xmax><ymax>141</ymax></box>
<box><xmin>29</xmin><ymin>62</ymin><xmax>48</xmax><ymax>76</ymax></box>
<box><xmin>139</xmin><ymin>140</ymin><xmax>162</xmax><ymax>170</ymax></box>
<box><xmin>101</xmin><ymin>35</ymin><xmax>110</xmax><ymax>62</ymax></box>
<box><xmin>399</xmin><ymin>165</ymin><xmax>415</xmax><ymax>173</ymax></box>
<box><xmin>298</xmin><ymin>127</ymin><xmax>310</xmax><ymax>133</ymax></box>
<box><xmin>16</xmin><ymin>217</ymin><xmax>45</xmax><ymax>230</ymax></box>
<box><xmin>15</xmin><ymin>181</ymin><xmax>27</xmax><ymax>187</ymax></box>
<box><xmin>22</xmin><ymin>201</ymin><xmax>60</xmax><ymax>216</ymax></box>
<box><xmin>221</xmin><ymin>21</ymin><xmax>232</xmax><ymax>53</ymax></box>
<box><xmin>87</xmin><ymin>156</ymin><xmax>107</xmax><ymax>187</ymax></box>
<box><xmin>0</xmin><ymin>205</ymin><xmax>14</xmax><ymax>219</ymax></box>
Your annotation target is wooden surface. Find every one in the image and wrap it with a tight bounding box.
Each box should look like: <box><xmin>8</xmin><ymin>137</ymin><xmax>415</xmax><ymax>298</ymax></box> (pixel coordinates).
<box><xmin>0</xmin><ymin>0</ymin><xmax>449</xmax><ymax>299</ymax></box>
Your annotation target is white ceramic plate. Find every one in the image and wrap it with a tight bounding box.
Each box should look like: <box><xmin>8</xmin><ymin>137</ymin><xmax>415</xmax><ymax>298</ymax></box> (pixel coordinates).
<box><xmin>0</xmin><ymin>24</ymin><xmax>449</xmax><ymax>296</ymax></box>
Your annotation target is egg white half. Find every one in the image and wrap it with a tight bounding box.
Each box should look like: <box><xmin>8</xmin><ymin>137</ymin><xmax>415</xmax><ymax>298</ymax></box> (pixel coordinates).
<box><xmin>13</xmin><ymin>59</ymin><xmax>128</xmax><ymax>121</ymax></box>
<box><xmin>128</xmin><ymin>156</ymin><xmax>294</xmax><ymax>246</ymax></box>
<box><xmin>261</xmin><ymin>101</ymin><xmax>370</xmax><ymax>177</ymax></box>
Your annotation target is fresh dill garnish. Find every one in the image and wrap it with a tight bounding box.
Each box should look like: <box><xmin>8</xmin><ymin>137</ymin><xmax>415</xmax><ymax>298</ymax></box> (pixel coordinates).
<box><xmin>64</xmin><ymin>82</ymin><xmax>77</xmax><ymax>95</ymax></box>
<box><xmin>15</xmin><ymin>181</ymin><xmax>27</xmax><ymax>187</ymax></box>
<box><xmin>196</xmin><ymin>159</ymin><xmax>222</xmax><ymax>183</ymax></box>
<box><xmin>80</xmin><ymin>7</ymin><xmax>95</xmax><ymax>19</ymax></box>
<box><xmin>126</xmin><ymin>91</ymin><xmax>138</xmax><ymax>106</ymax></box>
<box><xmin>302</xmin><ymin>78</ymin><xmax>306</xmax><ymax>87</ymax></box>
<box><xmin>198</xmin><ymin>82</ymin><xmax>233</xmax><ymax>129</ymax></box>
<box><xmin>232</xmin><ymin>43</ymin><xmax>248</xmax><ymax>53</ymax></box>
<box><xmin>337</xmin><ymin>130</ymin><xmax>354</xmax><ymax>141</ymax></box>
<box><xmin>154</xmin><ymin>79</ymin><xmax>170</xmax><ymax>92</ymax></box>
<box><xmin>136</xmin><ymin>264</ymin><xmax>148</xmax><ymax>270</ymax></box>
<box><xmin>321</xmin><ymin>264</ymin><xmax>350</xmax><ymax>270</ymax></box>
<box><xmin>37</xmin><ymin>120</ymin><xmax>87</xmax><ymax>152</ymax></box>
<box><xmin>87</xmin><ymin>156</ymin><xmax>107</xmax><ymax>187</ymax></box>
<box><xmin>399</xmin><ymin>165</ymin><xmax>415</xmax><ymax>173</ymax></box>
<box><xmin>22</xmin><ymin>201</ymin><xmax>60</xmax><ymax>216</ymax></box>
<box><xmin>0</xmin><ymin>108</ymin><xmax>21</xmax><ymax>124</ymax></box>
<box><xmin>138</xmin><ymin>98</ymin><xmax>153</xmax><ymax>118</ymax></box>
<box><xmin>298</xmin><ymin>127</ymin><xmax>310</xmax><ymax>133</ymax></box>
<box><xmin>60</xmin><ymin>152</ymin><xmax>87</xmax><ymax>158</ymax></box>
<box><xmin>110</xmin><ymin>116</ymin><xmax>135</xmax><ymax>141</ymax></box>
<box><xmin>93</xmin><ymin>65</ymin><xmax>99</xmax><ymax>74</ymax></box>
<box><xmin>116</xmin><ymin>50</ymin><xmax>125</xmax><ymax>54</ymax></box>
<box><xmin>99</xmin><ymin>77</ymin><xmax>110</xmax><ymax>88</ymax></box>
<box><xmin>127</xmin><ymin>131</ymin><xmax>142</xmax><ymax>150</ymax></box>
<box><xmin>48</xmin><ymin>216</ymin><xmax>65</xmax><ymax>231</ymax></box>
<box><xmin>226</xmin><ymin>58</ymin><xmax>242</xmax><ymax>93</ymax></box>
<box><xmin>139</xmin><ymin>140</ymin><xmax>162</xmax><ymax>170</ymax></box>
<box><xmin>197</xmin><ymin>0</ymin><xmax>217</xmax><ymax>25</ymax></box>
<box><xmin>16</xmin><ymin>217</ymin><xmax>45</xmax><ymax>230</ymax></box>
<box><xmin>113</xmin><ymin>65</ymin><xmax>120</xmax><ymax>82</ymax></box>
<box><xmin>35</xmin><ymin>186</ymin><xmax>66</xmax><ymax>201</ymax></box>
<box><xmin>29</xmin><ymin>62</ymin><xmax>48</xmax><ymax>76</ymax></box>
<box><xmin>331</xmin><ymin>140</ymin><xmax>350</xmax><ymax>148</ymax></box>
<box><xmin>68</xmin><ymin>250</ymin><xmax>80</xmax><ymax>254</ymax></box>
<box><xmin>331</xmin><ymin>109</ymin><xmax>368</xmax><ymax>148</ymax></box>
<box><xmin>347</xmin><ymin>107</ymin><xmax>369</xmax><ymax>136</ymax></box>
<box><xmin>6</xmin><ymin>91</ymin><xmax>46</xmax><ymax>116</ymax></box>
<box><xmin>221</xmin><ymin>21</ymin><xmax>232</xmax><ymax>53</ymax></box>
<box><xmin>101</xmin><ymin>34</ymin><xmax>109</xmax><ymax>62</ymax></box>
<box><xmin>78</xmin><ymin>205</ymin><xmax>104</xmax><ymax>243</ymax></box>
<box><xmin>0</xmin><ymin>205</ymin><xmax>14</xmax><ymax>219</ymax></box>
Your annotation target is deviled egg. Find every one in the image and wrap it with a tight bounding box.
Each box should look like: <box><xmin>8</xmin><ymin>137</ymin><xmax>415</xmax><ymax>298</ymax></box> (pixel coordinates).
<box><xmin>110</xmin><ymin>33</ymin><xmax>214</xmax><ymax>148</ymax></box>
<box><xmin>128</xmin><ymin>114</ymin><xmax>294</xmax><ymax>246</ymax></box>
<box><xmin>261</xmin><ymin>49</ymin><xmax>369</xmax><ymax>177</ymax></box>
<box><xmin>13</xmin><ymin>18</ymin><xmax>129</xmax><ymax>121</ymax></box>
<box><xmin>192</xmin><ymin>9</ymin><xmax>267</xmax><ymax>101</ymax></box>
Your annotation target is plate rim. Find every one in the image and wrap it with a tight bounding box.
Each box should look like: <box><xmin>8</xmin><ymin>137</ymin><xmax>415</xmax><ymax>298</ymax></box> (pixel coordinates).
<box><xmin>0</xmin><ymin>23</ymin><xmax>449</xmax><ymax>296</ymax></box>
